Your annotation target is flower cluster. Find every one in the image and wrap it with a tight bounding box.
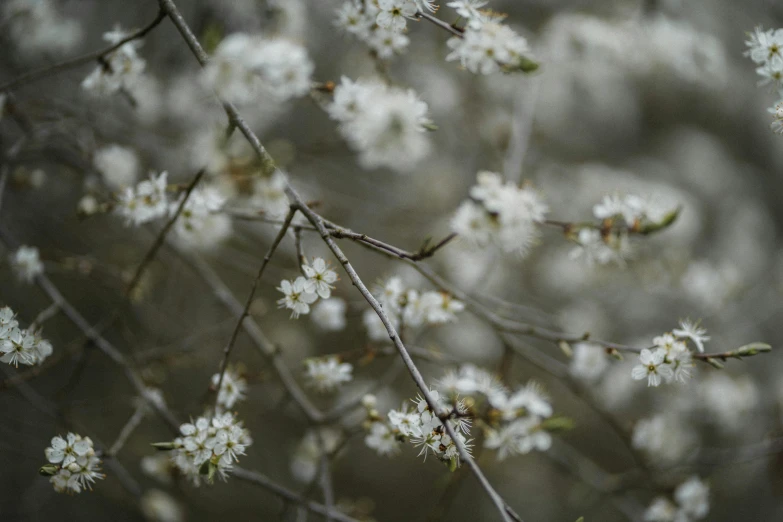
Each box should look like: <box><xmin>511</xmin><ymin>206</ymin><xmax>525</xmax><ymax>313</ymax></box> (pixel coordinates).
<box><xmin>0</xmin><ymin>306</ymin><xmax>53</xmax><ymax>367</ymax></box>
<box><xmin>451</xmin><ymin>171</ymin><xmax>548</xmax><ymax>256</ymax></box>
<box><xmin>483</xmin><ymin>381</ymin><xmax>555</xmax><ymax>460</ymax></box>
<box><xmin>82</xmin><ymin>26</ymin><xmax>146</xmax><ymax>95</ymax></box>
<box><xmin>327</xmin><ymin>77</ymin><xmax>433</xmax><ymax>172</ymax></box>
<box><xmin>363</xmin><ymin>276</ymin><xmax>465</xmax><ymax>341</ymax></box>
<box><xmin>3</xmin><ymin>0</ymin><xmax>82</xmax><ymax>58</ymax></box>
<box><xmin>445</xmin><ymin>5</ymin><xmax>537</xmax><ymax>75</ymax></box>
<box><xmin>744</xmin><ymin>27</ymin><xmax>783</xmax><ymax>133</ymax></box>
<box><xmin>644</xmin><ymin>476</ymin><xmax>710</xmax><ymax>522</ymax></box>
<box><xmin>569</xmin><ymin>192</ymin><xmax>678</xmax><ymax>266</ymax></box>
<box><xmin>335</xmin><ymin>1</ymin><xmax>410</xmax><ymax>59</ymax></box>
<box><xmin>632</xmin><ymin>320</ymin><xmax>709</xmax><ymax>387</ymax></box>
<box><xmin>166</xmin><ymin>413</ymin><xmax>252</xmax><ymax>485</ymax></box>
<box><xmin>114</xmin><ymin>171</ymin><xmax>169</xmax><ymax>226</ymax></box>
<box><xmin>303</xmin><ymin>355</ymin><xmax>353</xmax><ymax>393</ymax></box>
<box><xmin>169</xmin><ymin>186</ymin><xmax>232</xmax><ymax>250</ymax></box>
<box><xmin>210</xmin><ymin>367</ymin><xmax>247</xmax><ymax>411</ymax></box>
<box><xmin>381</xmin><ymin>389</ymin><xmax>473</xmax><ymax>470</ymax></box>
<box><xmin>9</xmin><ymin>245</ymin><xmax>44</xmax><ymax>283</ymax></box>
<box><xmin>364</xmin><ymin>365</ymin><xmax>560</xmax><ymax>466</ymax></box>
<box><xmin>41</xmin><ymin>433</ymin><xmax>104</xmax><ymax>494</ymax></box>
<box><xmin>277</xmin><ymin>257</ymin><xmax>339</xmax><ymax>318</ymax></box>
<box><xmin>202</xmin><ymin>33</ymin><xmax>313</xmax><ymax>104</ymax></box>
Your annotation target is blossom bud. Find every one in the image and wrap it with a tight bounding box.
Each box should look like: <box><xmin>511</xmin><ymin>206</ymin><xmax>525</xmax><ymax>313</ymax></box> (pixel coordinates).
<box><xmin>736</xmin><ymin>342</ymin><xmax>772</xmax><ymax>356</ymax></box>
<box><xmin>150</xmin><ymin>442</ymin><xmax>179</xmax><ymax>450</ymax></box>
<box><xmin>361</xmin><ymin>394</ymin><xmax>377</xmax><ymax>409</ymax></box>
<box><xmin>39</xmin><ymin>464</ymin><xmax>59</xmax><ymax>476</ymax></box>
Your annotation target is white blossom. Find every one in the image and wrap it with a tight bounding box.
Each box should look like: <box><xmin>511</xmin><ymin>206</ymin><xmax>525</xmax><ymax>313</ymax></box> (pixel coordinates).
<box><xmin>140</xmin><ymin>489</ymin><xmax>184</xmax><ymax>522</ymax></box>
<box><xmin>365</xmin><ymin>422</ymin><xmax>401</xmax><ymax>456</ymax></box>
<box><xmin>744</xmin><ymin>26</ymin><xmax>783</xmax><ymax>66</ymax></box>
<box><xmin>170</xmin><ymin>186</ymin><xmax>232</xmax><ymax>250</ymax></box>
<box><xmin>311</xmin><ymin>298</ymin><xmax>347</xmax><ymax>331</ymax></box>
<box><xmin>447</xmin><ymin>1</ymin><xmax>489</xmax><ymax>27</ymax></box>
<box><xmin>672</xmin><ymin>319</ymin><xmax>710</xmax><ymax>353</ymax></box>
<box><xmin>115</xmin><ymin>171</ymin><xmax>169</xmax><ymax>226</ymax></box>
<box><xmin>631</xmin><ymin>348</ymin><xmax>673</xmax><ymax>387</ymax></box>
<box><xmin>644</xmin><ymin>497</ymin><xmax>678</xmax><ymax>522</ymax></box>
<box><xmin>328</xmin><ymin>77</ymin><xmax>432</xmax><ymax>172</ymax></box>
<box><xmin>93</xmin><ymin>144</ymin><xmax>140</xmax><ymax>190</ymax></box>
<box><xmin>437</xmin><ymin>364</ymin><xmax>504</xmax><ymax>397</ymax></box>
<box><xmin>304</xmin><ymin>356</ymin><xmax>353</xmax><ymax>392</ymax></box>
<box><xmin>277</xmin><ymin>277</ymin><xmax>318</xmax><ymax>318</ymax></box>
<box><xmin>484</xmin><ymin>417</ymin><xmax>552</xmax><ymax>460</ymax></box>
<box><xmin>44</xmin><ymin>433</ymin><xmax>103</xmax><ymax>493</ymax></box>
<box><xmin>250</xmin><ymin>170</ymin><xmax>290</xmax><ymax>218</ymax></box>
<box><xmin>452</xmin><ymin>171</ymin><xmax>548</xmax><ymax>256</ymax></box>
<box><xmin>489</xmin><ymin>382</ymin><xmax>553</xmax><ymax>421</ymax></box>
<box><xmin>302</xmin><ymin>257</ymin><xmax>338</xmax><ymax>299</ymax></box>
<box><xmin>674</xmin><ymin>476</ymin><xmax>709</xmax><ymax>519</ymax></box>
<box><xmin>446</xmin><ymin>21</ymin><xmax>534</xmax><ymax>75</ymax></box>
<box><xmin>335</xmin><ymin>2</ymin><xmax>375</xmax><ymax>38</ymax></box>
<box><xmin>0</xmin><ymin>310</ymin><xmax>52</xmax><ymax>367</ymax></box>
<box><xmin>632</xmin><ymin>414</ymin><xmax>694</xmax><ymax>464</ymax></box>
<box><xmin>569</xmin><ymin>342</ymin><xmax>609</xmax><ymax>381</ymax></box>
<box><xmin>569</xmin><ymin>228</ymin><xmax>632</xmax><ymax>266</ymax></box>
<box><xmin>3</xmin><ymin>0</ymin><xmax>82</xmax><ymax>58</ymax></box>
<box><xmin>210</xmin><ymin>368</ymin><xmax>247</xmax><ymax>410</ymax></box>
<box><xmin>376</xmin><ymin>0</ymin><xmax>417</xmax><ymax>33</ymax></box>
<box><xmin>10</xmin><ymin>245</ymin><xmax>44</xmax><ymax>283</ymax></box>
<box><xmin>82</xmin><ymin>26</ymin><xmax>146</xmax><ymax>95</ymax></box>
<box><xmin>202</xmin><ymin>33</ymin><xmax>313</xmax><ymax>103</ymax></box>
<box><xmin>169</xmin><ymin>413</ymin><xmax>252</xmax><ymax>485</ymax></box>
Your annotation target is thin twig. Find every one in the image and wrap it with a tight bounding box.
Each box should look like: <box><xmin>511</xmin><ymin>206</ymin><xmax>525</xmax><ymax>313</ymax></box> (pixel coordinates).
<box><xmin>179</xmin><ymin>251</ymin><xmax>324</xmax><ymax>422</ymax></box>
<box><xmin>107</xmin><ymin>403</ymin><xmax>147</xmax><ymax>457</ymax></box>
<box><xmin>211</xmin><ymin>208</ymin><xmax>296</xmax><ymax>416</ymax></box>
<box><xmin>416</xmin><ymin>11</ymin><xmax>465</xmax><ymax>37</ymax></box>
<box><xmin>232</xmin><ymin>467</ymin><xmax>360</xmax><ymax>522</ymax></box>
<box><xmin>125</xmin><ymin>168</ymin><xmax>206</xmax><ymax>298</ymax></box>
<box><xmin>0</xmin><ymin>225</ymin><xmax>181</xmax><ymax>432</ymax></box>
<box><xmin>0</xmin><ymin>9</ymin><xmax>167</xmax><ymax>92</ymax></box>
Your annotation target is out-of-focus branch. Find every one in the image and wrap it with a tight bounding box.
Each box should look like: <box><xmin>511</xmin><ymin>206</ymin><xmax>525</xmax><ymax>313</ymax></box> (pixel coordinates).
<box><xmin>0</xmin><ymin>9</ymin><xmax>166</xmax><ymax>92</ymax></box>
<box><xmin>0</xmin><ymin>225</ymin><xmax>181</xmax><ymax>432</ymax></box>
<box><xmin>179</xmin><ymin>250</ymin><xmax>325</xmax><ymax>423</ymax></box>
<box><xmin>232</xmin><ymin>467</ymin><xmax>360</xmax><ymax>522</ymax></box>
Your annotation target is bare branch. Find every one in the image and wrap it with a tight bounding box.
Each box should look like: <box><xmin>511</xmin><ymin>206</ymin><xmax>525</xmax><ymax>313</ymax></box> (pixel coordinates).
<box><xmin>0</xmin><ymin>9</ymin><xmax>166</xmax><ymax>92</ymax></box>
<box><xmin>211</xmin><ymin>207</ymin><xmax>296</xmax><ymax>416</ymax></box>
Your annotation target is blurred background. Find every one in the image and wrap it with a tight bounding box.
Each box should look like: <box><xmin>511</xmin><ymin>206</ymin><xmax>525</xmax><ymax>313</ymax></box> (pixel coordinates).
<box><xmin>2</xmin><ymin>0</ymin><xmax>783</xmax><ymax>520</ymax></box>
